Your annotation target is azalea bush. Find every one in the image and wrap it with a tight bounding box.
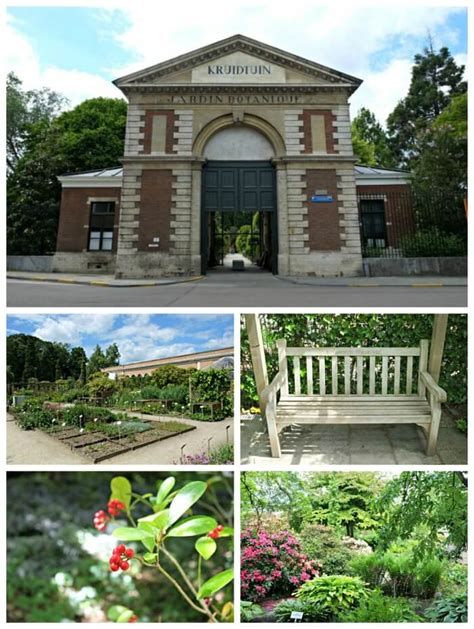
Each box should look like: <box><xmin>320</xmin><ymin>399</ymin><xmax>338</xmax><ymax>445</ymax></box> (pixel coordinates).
<box><xmin>94</xmin><ymin>476</ymin><xmax>234</xmax><ymax>623</ymax></box>
<box><xmin>240</xmin><ymin>529</ymin><xmax>320</xmax><ymax>602</ymax></box>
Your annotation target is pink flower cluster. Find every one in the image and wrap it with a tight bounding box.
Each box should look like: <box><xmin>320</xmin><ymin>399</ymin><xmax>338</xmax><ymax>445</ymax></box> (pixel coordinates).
<box><xmin>241</xmin><ymin>529</ymin><xmax>321</xmax><ymax>602</ymax></box>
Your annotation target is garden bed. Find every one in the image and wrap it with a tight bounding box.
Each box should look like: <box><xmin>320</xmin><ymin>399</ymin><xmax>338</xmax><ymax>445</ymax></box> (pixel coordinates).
<box><xmin>65</xmin><ymin>432</ymin><xmax>107</xmax><ymax>447</ymax></box>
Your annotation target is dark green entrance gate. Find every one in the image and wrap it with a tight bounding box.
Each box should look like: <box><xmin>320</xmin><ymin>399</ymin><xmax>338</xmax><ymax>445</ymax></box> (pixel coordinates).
<box><xmin>201</xmin><ymin>161</ymin><xmax>277</xmax><ymax>274</ymax></box>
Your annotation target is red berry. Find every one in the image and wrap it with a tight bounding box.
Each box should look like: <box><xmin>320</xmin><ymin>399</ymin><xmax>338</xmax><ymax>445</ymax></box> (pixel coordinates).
<box><xmin>128</xmin><ymin>616</ymin><xmax>138</xmax><ymax>623</ymax></box>
<box><xmin>208</xmin><ymin>530</ymin><xmax>218</xmax><ymax>539</ymax></box>
<box><xmin>117</xmin><ymin>544</ymin><xmax>126</xmax><ymax>553</ymax></box>
<box><xmin>216</xmin><ymin>524</ymin><xmax>224</xmax><ymax>532</ymax></box>
<box><xmin>125</xmin><ymin>548</ymin><xmax>134</xmax><ymax>558</ymax></box>
<box><xmin>110</xmin><ymin>563</ymin><xmax>119</xmax><ymax>572</ymax></box>
<box><xmin>121</xmin><ymin>561</ymin><xmax>130</xmax><ymax>571</ymax></box>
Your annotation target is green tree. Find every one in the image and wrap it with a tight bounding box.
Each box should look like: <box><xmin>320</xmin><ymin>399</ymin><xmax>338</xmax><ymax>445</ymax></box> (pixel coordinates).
<box><xmin>7</xmin><ymin>92</ymin><xmax>126</xmax><ymax>255</ymax></box>
<box><xmin>104</xmin><ymin>343</ymin><xmax>121</xmax><ymax>367</ymax></box>
<box><xmin>411</xmin><ymin>92</ymin><xmax>467</xmax><ymax>197</ymax></box>
<box><xmin>306</xmin><ymin>473</ymin><xmax>381</xmax><ymax>537</ymax></box>
<box><xmin>69</xmin><ymin>347</ymin><xmax>88</xmax><ymax>380</ymax></box>
<box><xmin>387</xmin><ymin>42</ymin><xmax>466</xmax><ymax>166</ymax></box>
<box><xmin>377</xmin><ymin>472</ymin><xmax>467</xmax><ymax>556</ymax></box>
<box><xmin>87</xmin><ymin>345</ymin><xmax>107</xmax><ymax>377</ymax></box>
<box><xmin>351</xmin><ymin>107</ymin><xmax>396</xmax><ymax>167</ymax></box>
<box><xmin>6</xmin><ymin>72</ymin><xmax>68</xmax><ymax>172</ymax></box>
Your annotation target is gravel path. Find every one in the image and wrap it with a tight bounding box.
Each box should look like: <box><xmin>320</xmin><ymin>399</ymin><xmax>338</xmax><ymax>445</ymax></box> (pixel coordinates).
<box><xmin>6</xmin><ymin>413</ymin><xmax>234</xmax><ymax>465</ymax></box>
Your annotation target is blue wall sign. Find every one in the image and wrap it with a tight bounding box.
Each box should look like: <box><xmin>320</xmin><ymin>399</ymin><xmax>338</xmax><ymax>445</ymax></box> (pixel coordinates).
<box><xmin>311</xmin><ymin>195</ymin><xmax>333</xmax><ymax>203</ymax></box>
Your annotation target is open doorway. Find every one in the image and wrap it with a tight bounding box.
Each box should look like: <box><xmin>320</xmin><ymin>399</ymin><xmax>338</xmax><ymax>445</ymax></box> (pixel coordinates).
<box><xmin>201</xmin><ymin>161</ymin><xmax>277</xmax><ymax>274</ymax></box>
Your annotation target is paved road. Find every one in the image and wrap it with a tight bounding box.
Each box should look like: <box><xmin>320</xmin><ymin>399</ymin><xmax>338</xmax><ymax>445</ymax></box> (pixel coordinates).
<box><xmin>7</xmin><ymin>274</ymin><xmax>466</xmax><ymax>307</ymax></box>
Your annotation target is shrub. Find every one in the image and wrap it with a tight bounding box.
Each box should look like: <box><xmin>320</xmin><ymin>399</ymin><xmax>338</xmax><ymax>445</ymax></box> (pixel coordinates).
<box><xmin>240</xmin><ymin>601</ymin><xmax>265</xmax><ymax>622</ymax></box>
<box><xmin>351</xmin><ymin>546</ymin><xmax>444</xmax><ymax>598</ymax></box>
<box><xmin>425</xmin><ymin>592</ymin><xmax>467</xmax><ymax>623</ymax></box>
<box><xmin>150</xmin><ymin>365</ymin><xmax>192</xmax><ymax>388</ymax></box>
<box><xmin>337</xmin><ymin>590</ymin><xmax>422</xmax><ymax>623</ymax></box>
<box><xmin>295</xmin><ymin>575</ymin><xmax>369</xmax><ymax>620</ymax></box>
<box><xmin>60</xmin><ymin>404</ymin><xmax>116</xmax><ymax>426</ymax></box>
<box><xmin>90</xmin><ymin>421</ymin><xmax>152</xmax><ymax>438</ymax></box>
<box><xmin>273</xmin><ymin>598</ymin><xmax>321</xmax><ymax>623</ymax></box>
<box><xmin>159</xmin><ymin>384</ymin><xmax>188</xmax><ymax>403</ymax></box>
<box><xmin>439</xmin><ymin>562</ymin><xmax>468</xmax><ymax>596</ymax></box>
<box><xmin>400</xmin><ymin>228</ymin><xmax>466</xmax><ymax>257</ymax></box>
<box><xmin>16</xmin><ymin>408</ymin><xmax>54</xmax><ymax>430</ymax></box>
<box><xmin>58</xmin><ymin>387</ymin><xmax>89</xmax><ymax>403</ymax></box>
<box><xmin>241</xmin><ymin>529</ymin><xmax>321</xmax><ymax>602</ymax></box>
<box><xmin>298</xmin><ymin>524</ymin><xmax>353</xmax><ymax>575</ymax></box>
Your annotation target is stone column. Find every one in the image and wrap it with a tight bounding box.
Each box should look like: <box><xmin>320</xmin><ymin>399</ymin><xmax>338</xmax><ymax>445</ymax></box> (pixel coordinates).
<box><xmin>190</xmin><ymin>164</ymin><xmax>203</xmax><ymax>274</ymax></box>
<box><xmin>275</xmin><ymin>163</ymin><xmax>289</xmax><ymax>276</ymax></box>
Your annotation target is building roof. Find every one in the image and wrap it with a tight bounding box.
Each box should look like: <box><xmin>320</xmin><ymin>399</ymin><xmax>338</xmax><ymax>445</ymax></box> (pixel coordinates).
<box><xmin>103</xmin><ymin>347</ymin><xmax>234</xmax><ymax>375</ymax></box>
<box><xmin>59</xmin><ymin>165</ymin><xmax>411</xmax><ymax>188</ymax></box>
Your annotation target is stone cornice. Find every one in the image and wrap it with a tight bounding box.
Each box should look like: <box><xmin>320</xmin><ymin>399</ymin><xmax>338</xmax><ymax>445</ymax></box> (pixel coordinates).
<box><xmin>114</xmin><ymin>35</ymin><xmax>362</xmax><ymax>94</ymax></box>
<box><xmin>120</xmin><ymin>83</ymin><xmax>354</xmax><ymax>95</ymax></box>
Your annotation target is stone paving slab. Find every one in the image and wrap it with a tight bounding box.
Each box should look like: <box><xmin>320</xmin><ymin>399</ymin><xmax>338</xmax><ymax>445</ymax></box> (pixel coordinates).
<box><xmin>241</xmin><ymin>411</ymin><xmax>466</xmax><ymax>465</ymax></box>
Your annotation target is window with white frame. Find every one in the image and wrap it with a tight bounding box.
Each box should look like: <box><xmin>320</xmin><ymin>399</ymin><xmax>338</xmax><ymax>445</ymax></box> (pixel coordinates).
<box><xmin>88</xmin><ymin>201</ymin><xmax>115</xmax><ymax>251</ymax></box>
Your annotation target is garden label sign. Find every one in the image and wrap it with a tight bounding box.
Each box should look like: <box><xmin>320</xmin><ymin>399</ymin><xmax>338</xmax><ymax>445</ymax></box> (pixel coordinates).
<box><xmin>290</xmin><ymin>611</ymin><xmax>304</xmax><ymax>622</ymax></box>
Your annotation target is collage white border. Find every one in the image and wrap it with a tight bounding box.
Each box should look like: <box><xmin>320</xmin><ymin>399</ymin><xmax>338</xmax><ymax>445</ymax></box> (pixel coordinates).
<box><xmin>2</xmin><ymin>0</ymin><xmax>472</xmax><ymax>626</ymax></box>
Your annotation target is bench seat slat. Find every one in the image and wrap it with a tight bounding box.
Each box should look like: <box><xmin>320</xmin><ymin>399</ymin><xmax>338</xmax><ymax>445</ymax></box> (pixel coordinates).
<box><xmin>276</xmin><ymin>415</ymin><xmax>431</xmax><ymax>425</ymax></box>
<box><xmin>280</xmin><ymin>395</ymin><xmax>423</xmax><ymax>402</ymax></box>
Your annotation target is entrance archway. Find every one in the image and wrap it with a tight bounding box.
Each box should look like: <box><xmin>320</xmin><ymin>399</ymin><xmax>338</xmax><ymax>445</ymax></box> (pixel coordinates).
<box><xmin>199</xmin><ymin>122</ymin><xmax>279</xmax><ymax>274</ymax></box>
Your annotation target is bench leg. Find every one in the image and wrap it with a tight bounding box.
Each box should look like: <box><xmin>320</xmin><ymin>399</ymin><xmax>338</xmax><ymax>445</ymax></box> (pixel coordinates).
<box><xmin>266</xmin><ymin>406</ymin><xmax>281</xmax><ymax>458</ymax></box>
<box><xmin>426</xmin><ymin>406</ymin><xmax>441</xmax><ymax>456</ymax></box>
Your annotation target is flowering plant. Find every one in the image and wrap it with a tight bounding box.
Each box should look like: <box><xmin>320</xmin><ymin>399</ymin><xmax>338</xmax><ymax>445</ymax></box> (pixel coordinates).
<box><xmin>94</xmin><ymin>476</ymin><xmax>234</xmax><ymax>622</ymax></box>
<box><xmin>241</xmin><ymin>528</ymin><xmax>321</xmax><ymax>602</ymax></box>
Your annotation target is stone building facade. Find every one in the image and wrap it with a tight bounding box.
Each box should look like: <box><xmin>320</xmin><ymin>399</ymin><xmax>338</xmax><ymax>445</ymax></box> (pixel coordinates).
<box><xmin>53</xmin><ymin>35</ymin><xmax>409</xmax><ymax>278</ymax></box>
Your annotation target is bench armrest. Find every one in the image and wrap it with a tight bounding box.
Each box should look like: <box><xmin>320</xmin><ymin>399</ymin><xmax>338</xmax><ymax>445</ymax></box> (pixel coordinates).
<box><xmin>261</xmin><ymin>371</ymin><xmax>286</xmax><ymax>405</ymax></box>
<box><xmin>420</xmin><ymin>371</ymin><xmax>447</xmax><ymax>403</ymax></box>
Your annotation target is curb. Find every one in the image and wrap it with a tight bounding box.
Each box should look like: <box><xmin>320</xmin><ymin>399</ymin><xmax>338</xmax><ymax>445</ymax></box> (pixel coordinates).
<box><xmin>7</xmin><ymin>274</ymin><xmax>204</xmax><ymax>288</ymax></box>
<box><xmin>276</xmin><ymin>276</ymin><xmax>465</xmax><ymax>288</ymax></box>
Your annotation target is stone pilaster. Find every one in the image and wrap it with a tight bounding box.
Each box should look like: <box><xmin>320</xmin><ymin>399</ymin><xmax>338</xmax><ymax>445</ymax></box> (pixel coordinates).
<box><xmin>173</xmin><ymin>110</ymin><xmax>194</xmax><ymax>155</ymax></box>
<box><xmin>286</xmin><ymin>169</ymin><xmax>309</xmax><ymax>255</ymax></box>
<box><xmin>124</xmin><ymin>105</ymin><xmax>145</xmax><ymax>156</ymax></box>
<box><xmin>116</xmin><ymin>165</ymin><xmax>142</xmax><ymax>255</ymax></box>
<box><xmin>337</xmin><ymin>168</ymin><xmax>362</xmax><ymax>254</ymax></box>
<box><xmin>332</xmin><ymin>105</ymin><xmax>353</xmax><ymax>156</ymax></box>
<box><xmin>170</xmin><ymin>168</ymin><xmax>193</xmax><ymax>255</ymax></box>
<box><xmin>284</xmin><ymin>110</ymin><xmax>304</xmax><ymax>155</ymax></box>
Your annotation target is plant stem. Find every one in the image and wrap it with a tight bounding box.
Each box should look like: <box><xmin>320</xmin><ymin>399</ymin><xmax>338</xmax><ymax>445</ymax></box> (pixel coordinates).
<box><xmin>198</xmin><ymin>554</ymin><xmax>202</xmax><ymax>590</ymax></box>
<box><xmin>156</xmin><ymin>560</ymin><xmax>208</xmax><ymax>617</ymax></box>
<box><xmin>161</xmin><ymin>546</ymin><xmax>215</xmax><ymax>621</ymax></box>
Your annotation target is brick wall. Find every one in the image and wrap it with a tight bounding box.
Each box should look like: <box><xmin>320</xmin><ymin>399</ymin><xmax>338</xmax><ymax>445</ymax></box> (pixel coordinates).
<box><xmin>137</xmin><ymin>170</ymin><xmax>173</xmax><ymax>251</ymax></box>
<box><xmin>306</xmin><ymin>169</ymin><xmax>341</xmax><ymax>250</ymax></box>
<box><xmin>56</xmin><ymin>187</ymin><xmax>121</xmax><ymax>252</ymax></box>
<box><xmin>356</xmin><ymin>184</ymin><xmax>414</xmax><ymax>247</ymax></box>
<box><xmin>300</xmin><ymin>109</ymin><xmax>336</xmax><ymax>153</ymax></box>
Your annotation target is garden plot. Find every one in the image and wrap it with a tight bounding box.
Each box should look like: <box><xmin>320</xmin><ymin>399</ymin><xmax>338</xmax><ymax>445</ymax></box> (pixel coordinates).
<box><xmin>46</xmin><ymin>421</ymin><xmax>195</xmax><ymax>463</ymax></box>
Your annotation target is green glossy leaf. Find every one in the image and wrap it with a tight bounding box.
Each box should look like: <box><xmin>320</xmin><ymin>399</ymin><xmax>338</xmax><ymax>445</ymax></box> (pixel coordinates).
<box><xmin>218</xmin><ymin>526</ymin><xmax>234</xmax><ymax>538</ymax></box>
<box><xmin>197</xmin><ymin>568</ymin><xmax>234</xmax><ymax>599</ymax></box>
<box><xmin>141</xmin><ymin>537</ymin><xmax>155</xmax><ymax>553</ymax></box>
<box><xmin>156</xmin><ymin>477</ymin><xmax>175</xmax><ymax>504</ymax></box>
<box><xmin>116</xmin><ymin>610</ymin><xmax>135</xmax><ymax>623</ymax></box>
<box><xmin>113</xmin><ymin>526</ymin><xmax>152</xmax><ymax>541</ymax></box>
<box><xmin>138</xmin><ymin>509</ymin><xmax>169</xmax><ymax>530</ymax></box>
<box><xmin>143</xmin><ymin>552</ymin><xmax>158</xmax><ymax>564</ymax></box>
<box><xmin>110</xmin><ymin>476</ymin><xmax>132</xmax><ymax>509</ymax></box>
<box><xmin>168</xmin><ymin>481</ymin><xmax>207</xmax><ymax>526</ymax></box>
<box><xmin>137</xmin><ymin>521</ymin><xmax>156</xmax><ymax>535</ymax></box>
<box><xmin>195</xmin><ymin>536</ymin><xmax>216</xmax><ymax>560</ymax></box>
<box><xmin>107</xmin><ymin>605</ymin><xmax>129</xmax><ymax>622</ymax></box>
<box><xmin>167</xmin><ymin>515</ymin><xmax>217</xmax><ymax>537</ymax></box>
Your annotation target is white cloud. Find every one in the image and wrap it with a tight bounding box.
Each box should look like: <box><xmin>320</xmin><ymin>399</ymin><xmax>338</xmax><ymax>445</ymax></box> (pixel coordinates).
<box><xmin>32</xmin><ymin>314</ymin><xmax>118</xmax><ymax>345</ymax></box>
<box><xmin>6</xmin><ymin>15</ymin><xmax>121</xmax><ymax>107</ymax></box>
<box><xmin>6</xmin><ymin>4</ymin><xmax>466</xmax><ymax>121</ymax></box>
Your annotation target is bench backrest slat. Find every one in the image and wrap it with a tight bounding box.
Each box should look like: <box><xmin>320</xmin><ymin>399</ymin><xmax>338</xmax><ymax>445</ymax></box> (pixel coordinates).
<box><xmin>278</xmin><ymin>340</ymin><xmax>429</xmax><ymax>397</ymax></box>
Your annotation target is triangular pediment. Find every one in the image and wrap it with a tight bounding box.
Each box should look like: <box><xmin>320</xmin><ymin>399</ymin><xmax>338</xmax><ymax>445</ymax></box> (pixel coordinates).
<box><xmin>114</xmin><ymin>34</ymin><xmax>362</xmax><ymax>92</ymax></box>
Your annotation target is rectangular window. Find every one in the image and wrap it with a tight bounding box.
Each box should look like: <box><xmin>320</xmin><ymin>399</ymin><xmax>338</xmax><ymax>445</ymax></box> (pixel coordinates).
<box><xmin>88</xmin><ymin>201</ymin><xmax>116</xmax><ymax>251</ymax></box>
<box><xmin>359</xmin><ymin>199</ymin><xmax>386</xmax><ymax>249</ymax></box>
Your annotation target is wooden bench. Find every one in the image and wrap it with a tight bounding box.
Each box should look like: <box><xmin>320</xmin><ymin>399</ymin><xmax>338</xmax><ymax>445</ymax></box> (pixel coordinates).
<box><xmin>261</xmin><ymin>339</ymin><xmax>446</xmax><ymax>458</ymax></box>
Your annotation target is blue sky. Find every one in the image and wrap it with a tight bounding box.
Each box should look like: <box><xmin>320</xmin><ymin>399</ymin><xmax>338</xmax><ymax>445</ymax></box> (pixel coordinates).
<box><xmin>6</xmin><ymin>314</ymin><xmax>234</xmax><ymax>364</ymax></box>
<box><xmin>6</xmin><ymin>2</ymin><xmax>467</xmax><ymax>124</ymax></box>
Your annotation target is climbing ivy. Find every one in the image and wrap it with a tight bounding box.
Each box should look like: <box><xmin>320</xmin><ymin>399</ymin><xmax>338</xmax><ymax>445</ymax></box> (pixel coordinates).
<box><xmin>241</xmin><ymin>314</ymin><xmax>466</xmax><ymax>407</ymax></box>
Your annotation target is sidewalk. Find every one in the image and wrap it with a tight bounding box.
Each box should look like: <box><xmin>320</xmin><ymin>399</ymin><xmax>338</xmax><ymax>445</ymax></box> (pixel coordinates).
<box><xmin>7</xmin><ymin>270</ymin><xmax>466</xmax><ymax>288</ymax></box>
<box><xmin>7</xmin><ymin>271</ymin><xmax>204</xmax><ymax>287</ymax></box>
